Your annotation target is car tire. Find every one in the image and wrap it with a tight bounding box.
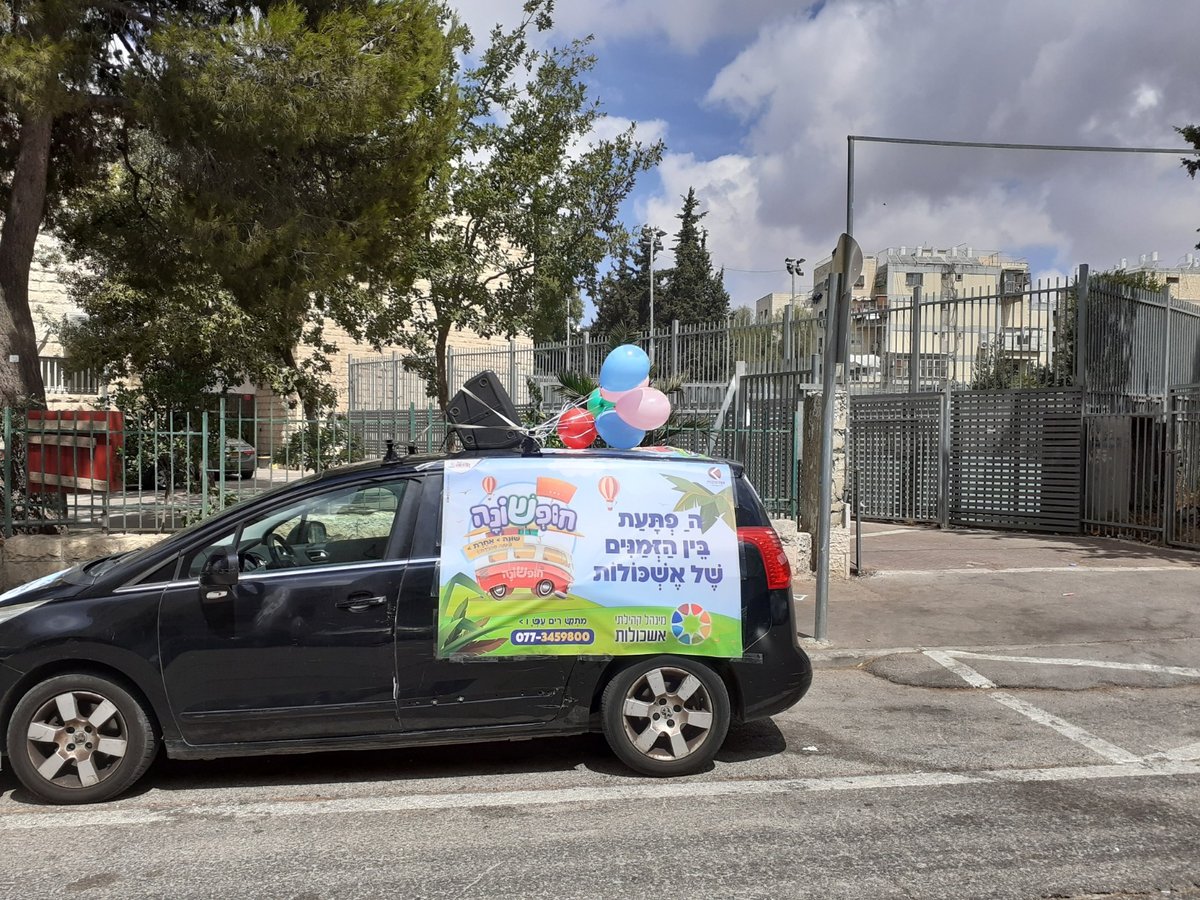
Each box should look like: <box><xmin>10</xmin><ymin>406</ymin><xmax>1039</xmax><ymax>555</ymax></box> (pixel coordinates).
<box><xmin>5</xmin><ymin>673</ymin><xmax>158</xmax><ymax>805</ymax></box>
<box><xmin>600</xmin><ymin>656</ymin><xmax>730</xmax><ymax>777</ymax></box>
<box><xmin>489</xmin><ymin>585</ymin><xmax>509</xmax><ymax>600</ymax></box>
<box><xmin>535</xmin><ymin>579</ymin><xmax>555</xmax><ymax>598</ymax></box>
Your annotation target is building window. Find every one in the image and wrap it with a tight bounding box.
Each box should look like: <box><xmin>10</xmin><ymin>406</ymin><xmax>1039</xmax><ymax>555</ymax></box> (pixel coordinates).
<box><xmin>1167</xmin><ymin>276</ymin><xmax>1180</xmax><ymax>285</ymax></box>
<box><xmin>905</xmin><ymin>272</ymin><xmax>922</xmax><ymax>288</ymax></box>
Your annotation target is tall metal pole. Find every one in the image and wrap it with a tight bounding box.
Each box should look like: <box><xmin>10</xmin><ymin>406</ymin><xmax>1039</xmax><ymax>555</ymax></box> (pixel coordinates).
<box><xmin>814</xmin><ymin>271</ymin><xmax>843</xmax><ymax>641</ymax></box>
<box><xmin>647</xmin><ymin>228</ymin><xmax>656</xmax><ymax>366</ymax></box>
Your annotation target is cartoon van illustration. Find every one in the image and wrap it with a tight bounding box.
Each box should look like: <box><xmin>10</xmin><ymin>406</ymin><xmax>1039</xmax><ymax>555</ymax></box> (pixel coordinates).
<box><xmin>475</xmin><ymin>542</ymin><xmax>574</xmax><ymax>599</ymax></box>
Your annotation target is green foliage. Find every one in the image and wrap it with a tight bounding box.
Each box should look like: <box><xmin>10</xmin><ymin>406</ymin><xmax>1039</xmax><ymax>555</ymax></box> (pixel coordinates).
<box><xmin>591</xmin><ymin>233</ymin><xmax>659</xmax><ymax>334</ymax></box>
<box><xmin>389</xmin><ymin>3</ymin><xmax>663</xmax><ymax>410</ymax></box>
<box><xmin>659</xmin><ymin>188</ymin><xmax>730</xmax><ymax>324</ymax></box>
<box><xmin>54</xmin><ymin>0</ymin><xmax>464</xmax><ymax>415</ymax></box>
<box><xmin>663</xmin><ymin>475</ymin><xmax>735</xmax><ymax>533</ymax></box>
<box><xmin>273</xmin><ymin>416</ymin><xmax>365</xmax><ymax>473</ymax></box>
<box><xmin>1177</xmin><ymin>124</ymin><xmax>1200</xmax><ymax>249</ymax></box>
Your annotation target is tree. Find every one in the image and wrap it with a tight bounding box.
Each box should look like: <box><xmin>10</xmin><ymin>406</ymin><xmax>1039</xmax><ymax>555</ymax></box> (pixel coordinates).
<box><xmin>590</xmin><ymin>230</ymin><xmax>660</xmax><ymax>335</ymax></box>
<box><xmin>386</xmin><ymin>4</ymin><xmax>663</xmax><ymax>410</ymax></box>
<box><xmin>657</xmin><ymin>188</ymin><xmax>729</xmax><ymax>325</ymax></box>
<box><xmin>54</xmin><ymin>0</ymin><xmax>463</xmax><ymax>415</ymax></box>
<box><xmin>0</xmin><ymin>0</ymin><xmax>179</xmax><ymax>406</ymax></box>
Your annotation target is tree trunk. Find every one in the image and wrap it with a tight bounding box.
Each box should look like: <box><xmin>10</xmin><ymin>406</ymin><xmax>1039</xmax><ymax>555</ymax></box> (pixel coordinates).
<box><xmin>281</xmin><ymin>344</ymin><xmax>321</xmax><ymax>422</ymax></box>
<box><xmin>435</xmin><ymin>320</ymin><xmax>452</xmax><ymax>413</ymax></box>
<box><xmin>0</xmin><ymin>112</ymin><xmax>53</xmax><ymax>408</ymax></box>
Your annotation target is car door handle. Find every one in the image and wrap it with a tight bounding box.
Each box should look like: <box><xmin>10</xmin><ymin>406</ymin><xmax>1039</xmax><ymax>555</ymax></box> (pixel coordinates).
<box><xmin>337</xmin><ymin>594</ymin><xmax>387</xmax><ymax>612</ymax></box>
<box><xmin>307</xmin><ymin>549</ymin><xmax>328</xmax><ymax>561</ymax></box>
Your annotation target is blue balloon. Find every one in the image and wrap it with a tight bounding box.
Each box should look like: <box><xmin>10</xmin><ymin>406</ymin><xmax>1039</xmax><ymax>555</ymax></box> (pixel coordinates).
<box><xmin>599</xmin><ymin>344</ymin><xmax>651</xmax><ymax>393</ymax></box>
<box><xmin>595</xmin><ymin>410</ymin><xmax>645</xmax><ymax>450</ymax></box>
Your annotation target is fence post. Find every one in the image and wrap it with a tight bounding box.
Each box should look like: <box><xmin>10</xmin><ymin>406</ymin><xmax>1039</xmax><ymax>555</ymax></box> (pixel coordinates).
<box><xmin>671</xmin><ymin>319</ymin><xmax>680</xmax><ymax>376</ymax></box>
<box><xmin>3</xmin><ymin>408</ymin><xmax>12</xmax><ymax>538</ymax></box>
<box><xmin>1074</xmin><ymin>264</ymin><xmax>1089</xmax><ymax>390</ymax></box>
<box><xmin>218</xmin><ymin>396</ymin><xmax>227</xmax><ymax>510</ymax></box>
<box><xmin>200</xmin><ymin>410</ymin><xmax>210</xmax><ymax>520</ymax></box>
<box><xmin>783</xmin><ymin>305</ymin><xmax>794</xmax><ymax>364</ymax></box>
<box><xmin>508</xmin><ymin>338</ymin><xmax>518</xmax><ymax>403</ymax></box>
<box><xmin>909</xmin><ymin>285</ymin><xmax>921</xmax><ymax>392</ymax></box>
<box><xmin>939</xmin><ymin>386</ymin><xmax>951</xmax><ymax>527</ymax></box>
<box><xmin>1161</xmin><ymin>284</ymin><xmax>1173</xmax><ymax>406</ymax></box>
<box><xmin>446</xmin><ymin>347</ymin><xmax>456</xmax><ymax>400</ymax></box>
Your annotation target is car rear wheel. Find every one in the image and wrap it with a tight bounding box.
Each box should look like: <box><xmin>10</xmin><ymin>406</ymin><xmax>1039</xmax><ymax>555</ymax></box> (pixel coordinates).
<box><xmin>535</xmin><ymin>579</ymin><xmax>555</xmax><ymax>597</ymax></box>
<box><xmin>601</xmin><ymin>656</ymin><xmax>730</xmax><ymax>776</ymax></box>
<box><xmin>5</xmin><ymin>673</ymin><xmax>158</xmax><ymax>805</ymax></box>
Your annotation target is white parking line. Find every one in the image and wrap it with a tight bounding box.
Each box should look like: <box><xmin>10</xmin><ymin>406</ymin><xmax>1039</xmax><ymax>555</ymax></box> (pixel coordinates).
<box><xmin>924</xmin><ymin>650</ymin><xmax>1143</xmax><ymax>764</ymax></box>
<box><xmin>948</xmin><ymin>651</ymin><xmax>1200</xmax><ymax>679</ymax></box>
<box><xmin>1</xmin><ymin>760</ymin><xmax>1198</xmax><ymax>831</ymax></box>
<box><xmin>1160</xmin><ymin>741</ymin><xmax>1200</xmax><ymax>762</ymax></box>
<box><xmin>873</xmin><ymin>565</ymin><xmax>1199</xmax><ymax>576</ymax></box>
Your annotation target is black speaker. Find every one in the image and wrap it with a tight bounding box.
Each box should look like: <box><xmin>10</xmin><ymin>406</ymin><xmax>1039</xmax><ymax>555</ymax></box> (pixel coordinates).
<box><xmin>446</xmin><ymin>371</ymin><xmax>523</xmax><ymax>450</ymax></box>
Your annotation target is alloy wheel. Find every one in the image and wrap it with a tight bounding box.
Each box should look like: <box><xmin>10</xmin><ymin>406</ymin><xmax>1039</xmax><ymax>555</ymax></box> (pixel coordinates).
<box><xmin>24</xmin><ymin>690</ymin><xmax>129</xmax><ymax>790</ymax></box>
<box><xmin>619</xmin><ymin>666</ymin><xmax>716</xmax><ymax>762</ymax></box>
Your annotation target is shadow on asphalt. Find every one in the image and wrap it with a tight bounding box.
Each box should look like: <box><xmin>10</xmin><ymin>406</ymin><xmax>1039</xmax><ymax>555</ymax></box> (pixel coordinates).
<box><xmin>0</xmin><ymin>719</ymin><xmax>789</xmax><ymax>805</ymax></box>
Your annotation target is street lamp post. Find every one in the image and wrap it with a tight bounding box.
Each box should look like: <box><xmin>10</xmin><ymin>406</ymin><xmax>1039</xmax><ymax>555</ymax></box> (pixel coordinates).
<box><xmin>784</xmin><ymin>257</ymin><xmax>805</xmax><ymax>307</ymax></box>
<box><xmin>643</xmin><ymin>226</ymin><xmax>666</xmax><ymax>365</ymax></box>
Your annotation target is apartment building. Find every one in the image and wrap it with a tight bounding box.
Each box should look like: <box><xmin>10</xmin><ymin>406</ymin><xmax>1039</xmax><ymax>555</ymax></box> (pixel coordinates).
<box><xmin>811</xmin><ymin>245</ymin><xmax>1037</xmax><ymax>387</ymax></box>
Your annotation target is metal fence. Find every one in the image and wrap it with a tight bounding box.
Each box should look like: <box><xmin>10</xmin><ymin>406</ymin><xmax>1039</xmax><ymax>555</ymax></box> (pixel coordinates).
<box><xmin>1083</xmin><ymin>278</ymin><xmax>1200</xmax><ymax>404</ymax></box>
<box><xmin>845</xmin><ymin>277</ymin><xmax>1075</xmax><ymax>394</ymax></box>
<box><xmin>1170</xmin><ymin>384</ymin><xmax>1200</xmax><ymax>549</ymax></box>
<box><xmin>2</xmin><ymin>404</ymin><xmax>371</xmax><ymax>535</ymax></box>
<box><xmin>349</xmin><ymin>315</ymin><xmax>820</xmax><ymax>417</ymax></box>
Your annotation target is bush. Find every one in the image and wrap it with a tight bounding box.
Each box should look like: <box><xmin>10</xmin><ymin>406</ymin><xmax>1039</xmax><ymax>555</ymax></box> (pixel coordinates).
<box><xmin>273</xmin><ymin>416</ymin><xmax>366</xmax><ymax>473</ymax></box>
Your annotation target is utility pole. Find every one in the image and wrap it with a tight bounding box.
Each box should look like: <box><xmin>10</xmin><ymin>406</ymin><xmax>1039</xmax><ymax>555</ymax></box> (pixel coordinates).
<box><xmin>643</xmin><ymin>226</ymin><xmax>665</xmax><ymax>365</ymax></box>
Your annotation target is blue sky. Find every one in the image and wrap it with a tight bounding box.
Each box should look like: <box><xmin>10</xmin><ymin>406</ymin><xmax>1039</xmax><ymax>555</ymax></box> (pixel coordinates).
<box><xmin>455</xmin><ymin>0</ymin><xmax>1200</xmax><ymax>319</ymax></box>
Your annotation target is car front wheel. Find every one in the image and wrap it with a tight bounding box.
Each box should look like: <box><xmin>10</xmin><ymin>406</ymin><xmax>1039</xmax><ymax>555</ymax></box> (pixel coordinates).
<box><xmin>601</xmin><ymin>656</ymin><xmax>730</xmax><ymax>776</ymax></box>
<box><xmin>5</xmin><ymin>673</ymin><xmax>158</xmax><ymax>805</ymax></box>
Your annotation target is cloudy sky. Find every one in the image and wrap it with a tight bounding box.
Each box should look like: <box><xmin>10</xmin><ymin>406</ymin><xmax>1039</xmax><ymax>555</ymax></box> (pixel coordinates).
<box><xmin>455</xmin><ymin>0</ymin><xmax>1200</xmax><ymax>319</ymax></box>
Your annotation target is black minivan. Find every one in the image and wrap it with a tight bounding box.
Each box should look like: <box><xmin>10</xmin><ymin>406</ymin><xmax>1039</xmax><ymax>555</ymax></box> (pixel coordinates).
<box><xmin>0</xmin><ymin>449</ymin><xmax>812</xmax><ymax>804</ymax></box>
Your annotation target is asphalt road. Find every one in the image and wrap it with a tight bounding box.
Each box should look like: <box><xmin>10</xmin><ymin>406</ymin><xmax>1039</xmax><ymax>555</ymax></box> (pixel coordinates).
<box><xmin>2</xmin><ymin>619</ymin><xmax>1198</xmax><ymax>900</ymax></box>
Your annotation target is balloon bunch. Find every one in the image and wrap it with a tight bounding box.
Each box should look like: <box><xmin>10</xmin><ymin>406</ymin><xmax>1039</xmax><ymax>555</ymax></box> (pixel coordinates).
<box><xmin>552</xmin><ymin>344</ymin><xmax>672</xmax><ymax>450</ymax></box>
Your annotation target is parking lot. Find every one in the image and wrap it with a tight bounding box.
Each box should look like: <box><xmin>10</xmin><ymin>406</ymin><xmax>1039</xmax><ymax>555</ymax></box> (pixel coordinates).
<box><xmin>0</xmin><ymin>528</ymin><xmax>1197</xmax><ymax>899</ymax></box>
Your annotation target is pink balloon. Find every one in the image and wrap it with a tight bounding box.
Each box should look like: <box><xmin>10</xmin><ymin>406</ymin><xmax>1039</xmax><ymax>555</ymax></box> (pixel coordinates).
<box><xmin>599</xmin><ymin>377</ymin><xmax>649</xmax><ymax>403</ymax></box>
<box><xmin>615</xmin><ymin>387</ymin><xmax>671</xmax><ymax>431</ymax></box>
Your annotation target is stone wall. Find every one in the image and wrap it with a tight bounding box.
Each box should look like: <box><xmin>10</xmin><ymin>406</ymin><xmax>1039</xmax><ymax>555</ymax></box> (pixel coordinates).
<box><xmin>1</xmin><ymin>534</ymin><xmax>161</xmax><ymax>591</ymax></box>
<box><xmin>798</xmin><ymin>389</ymin><xmax>851</xmax><ymax>579</ymax></box>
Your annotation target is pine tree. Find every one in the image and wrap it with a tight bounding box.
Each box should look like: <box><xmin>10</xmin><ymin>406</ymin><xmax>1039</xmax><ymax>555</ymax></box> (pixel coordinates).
<box><xmin>658</xmin><ymin>188</ymin><xmax>730</xmax><ymax>325</ymax></box>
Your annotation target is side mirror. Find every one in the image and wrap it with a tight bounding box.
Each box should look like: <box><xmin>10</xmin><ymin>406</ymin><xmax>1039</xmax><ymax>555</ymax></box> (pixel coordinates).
<box><xmin>199</xmin><ymin>548</ymin><xmax>238</xmax><ymax>601</ymax></box>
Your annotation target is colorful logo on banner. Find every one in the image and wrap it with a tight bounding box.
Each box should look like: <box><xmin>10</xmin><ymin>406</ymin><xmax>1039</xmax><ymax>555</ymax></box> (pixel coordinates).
<box><xmin>437</xmin><ymin>454</ymin><xmax>742</xmax><ymax>659</ymax></box>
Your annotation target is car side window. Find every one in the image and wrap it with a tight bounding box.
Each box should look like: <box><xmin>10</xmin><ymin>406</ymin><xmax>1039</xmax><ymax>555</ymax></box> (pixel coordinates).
<box><xmin>183</xmin><ymin>479</ymin><xmax>410</xmax><ymax>578</ymax></box>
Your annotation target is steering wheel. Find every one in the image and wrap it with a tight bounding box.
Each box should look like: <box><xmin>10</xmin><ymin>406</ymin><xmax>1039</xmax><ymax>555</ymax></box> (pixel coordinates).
<box><xmin>265</xmin><ymin>532</ymin><xmax>296</xmax><ymax>566</ymax></box>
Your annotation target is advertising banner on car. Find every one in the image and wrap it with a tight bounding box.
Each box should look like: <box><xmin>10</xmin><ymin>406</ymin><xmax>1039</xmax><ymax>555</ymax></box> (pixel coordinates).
<box><xmin>437</xmin><ymin>452</ymin><xmax>743</xmax><ymax>659</ymax></box>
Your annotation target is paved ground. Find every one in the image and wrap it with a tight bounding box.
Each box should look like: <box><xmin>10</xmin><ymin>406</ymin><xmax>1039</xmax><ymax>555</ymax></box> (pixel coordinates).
<box><xmin>0</xmin><ymin>525</ymin><xmax>1197</xmax><ymax>899</ymax></box>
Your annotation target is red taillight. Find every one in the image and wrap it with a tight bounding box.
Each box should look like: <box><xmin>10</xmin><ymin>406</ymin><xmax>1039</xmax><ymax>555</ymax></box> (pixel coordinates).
<box><xmin>738</xmin><ymin>526</ymin><xmax>792</xmax><ymax>590</ymax></box>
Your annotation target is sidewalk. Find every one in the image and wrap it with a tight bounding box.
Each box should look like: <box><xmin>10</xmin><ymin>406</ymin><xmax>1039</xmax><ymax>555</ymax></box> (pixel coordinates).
<box><xmin>794</xmin><ymin>524</ymin><xmax>1200</xmax><ymax>667</ymax></box>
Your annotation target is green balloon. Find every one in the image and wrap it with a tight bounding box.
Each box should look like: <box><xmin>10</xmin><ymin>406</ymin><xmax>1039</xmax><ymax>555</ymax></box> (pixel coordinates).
<box><xmin>587</xmin><ymin>388</ymin><xmax>614</xmax><ymax>417</ymax></box>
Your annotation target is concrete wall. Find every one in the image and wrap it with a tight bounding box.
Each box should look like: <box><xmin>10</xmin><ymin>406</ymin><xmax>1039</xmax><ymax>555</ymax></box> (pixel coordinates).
<box><xmin>1</xmin><ymin>534</ymin><xmax>161</xmax><ymax>591</ymax></box>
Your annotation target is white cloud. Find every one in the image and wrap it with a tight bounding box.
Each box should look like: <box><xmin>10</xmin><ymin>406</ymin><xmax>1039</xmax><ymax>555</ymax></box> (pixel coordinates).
<box><xmin>623</xmin><ymin>0</ymin><xmax>1200</xmax><ymax>305</ymax></box>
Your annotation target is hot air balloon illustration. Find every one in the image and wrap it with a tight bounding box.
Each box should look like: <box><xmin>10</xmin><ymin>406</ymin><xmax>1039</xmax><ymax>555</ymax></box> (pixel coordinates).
<box><xmin>598</xmin><ymin>475</ymin><xmax>619</xmax><ymax>510</ymax></box>
<box><xmin>482</xmin><ymin>475</ymin><xmax>497</xmax><ymax>496</ymax></box>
